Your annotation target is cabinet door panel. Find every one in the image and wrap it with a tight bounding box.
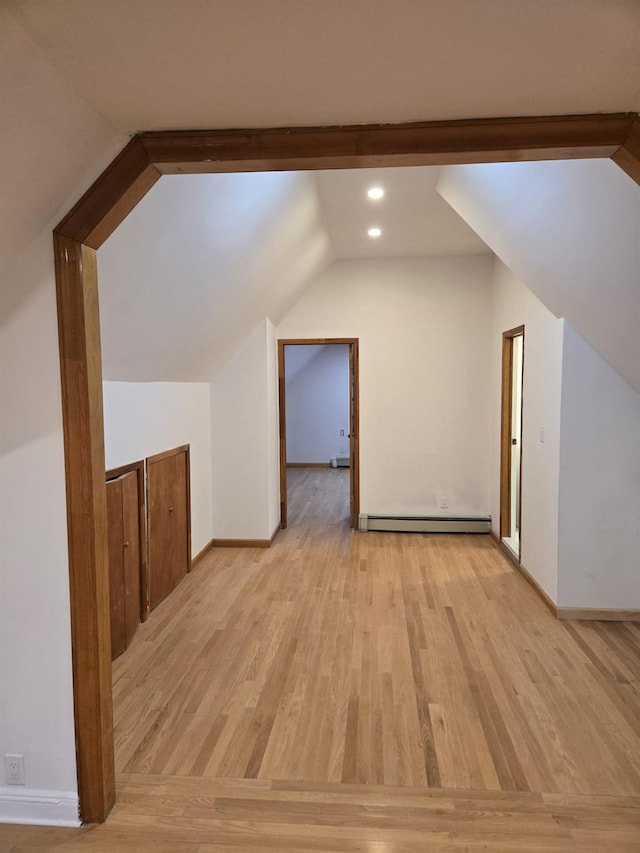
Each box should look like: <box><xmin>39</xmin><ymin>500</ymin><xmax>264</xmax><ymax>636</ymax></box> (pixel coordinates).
<box><xmin>148</xmin><ymin>448</ymin><xmax>189</xmax><ymax>610</ymax></box>
<box><xmin>106</xmin><ymin>478</ymin><xmax>126</xmax><ymax>660</ymax></box>
<box><xmin>121</xmin><ymin>471</ymin><xmax>141</xmax><ymax>647</ymax></box>
<box><xmin>171</xmin><ymin>454</ymin><xmax>188</xmax><ymax>589</ymax></box>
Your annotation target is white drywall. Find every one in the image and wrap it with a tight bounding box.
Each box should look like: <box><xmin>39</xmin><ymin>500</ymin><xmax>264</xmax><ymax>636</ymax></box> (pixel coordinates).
<box><xmin>210</xmin><ymin>319</ymin><xmax>280</xmax><ymax>540</ymax></box>
<box><xmin>102</xmin><ymin>382</ymin><xmax>213</xmax><ymax>556</ymax></box>
<box><xmin>1</xmin><ymin>3</ymin><xmax>639</xmax><ymax>831</ymax></box>
<box><xmin>0</xmin><ymin>5</ymin><xmax>121</xmax><ymax>278</ymax></box>
<box><xmin>265</xmin><ymin>320</ymin><xmax>281</xmax><ymax>538</ymax></box>
<box><xmin>285</xmin><ymin>345</ymin><xmax>350</xmax><ymax>464</ymax></box>
<box><xmin>10</xmin><ymin>2</ymin><xmax>640</xmax><ymax>130</ymax></box>
<box><xmin>98</xmin><ymin>172</ymin><xmax>332</xmax><ymax>382</ymax></box>
<box><xmin>438</xmin><ymin>158</ymin><xmax>640</xmax><ymax>393</ymax></box>
<box><xmin>558</xmin><ymin>324</ymin><xmax>640</xmax><ymax>609</ymax></box>
<box><xmin>0</xmin><ymin>232</ymin><xmax>78</xmax><ymax>823</ymax></box>
<box><xmin>491</xmin><ymin>260</ymin><xmax>564</xmax><ymax>602</ymax></box>
<box><xmin>278</xmin><ymin>255</ymin><xmax>494</xmax><ymax>517</ymax></box>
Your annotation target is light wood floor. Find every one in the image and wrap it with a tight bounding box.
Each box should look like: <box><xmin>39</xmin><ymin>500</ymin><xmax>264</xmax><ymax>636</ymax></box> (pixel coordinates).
<box><xmin>3</xmin><ymin>468</ymin><xmax>640</xmax><ymax>851</ymax></box>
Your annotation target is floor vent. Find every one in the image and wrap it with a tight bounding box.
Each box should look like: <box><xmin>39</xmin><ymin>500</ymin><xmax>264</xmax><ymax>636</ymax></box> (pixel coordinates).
<box><xmin>358</xmin><ymin>514</ymin><xmax>491</xmax><ymax>534</ymax></box>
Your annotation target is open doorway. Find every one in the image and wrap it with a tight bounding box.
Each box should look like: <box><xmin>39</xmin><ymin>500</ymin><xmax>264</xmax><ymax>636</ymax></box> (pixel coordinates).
<box><xmin>50</xmin><ymin>117</ymin><xmax>639</xmax><ymax>823</ymax></box>
<box><xmin>278</xmin><ymin>338</ymin><xmax>359</xmax><ymax>529</ymax></box>
<box><xmin>500</xmin><ymin>326</ymin><xmax>524</xmax><ymax>560</ymax></box>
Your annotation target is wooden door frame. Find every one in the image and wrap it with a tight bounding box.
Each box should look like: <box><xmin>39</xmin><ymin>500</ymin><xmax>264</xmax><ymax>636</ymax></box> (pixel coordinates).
<box><xmin>278</xmin><ymin>338</ymin><xmax>359</xmax><ymax>528</ymax></box>
<box><xmin>52</xmin><ymin>113</ymin><xmax>640</xmax><ymax>822</ymax></box>
<box><xmin>499</xmin><ymin>326</ymin><xmax>525</xmax><ymax>559</ymax></box>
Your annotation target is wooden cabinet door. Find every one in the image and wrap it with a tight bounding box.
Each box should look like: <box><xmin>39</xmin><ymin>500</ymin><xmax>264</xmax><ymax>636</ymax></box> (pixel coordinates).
<box><xmin>106</xmin><ymin>470</ymin><xmax>142</xmax><ymax>660</ymax></box>
<box><xmin>107</xmin><ymin>477</ymin><xmax>126</xmax><ymax>660</ymax></box>
<box><xmin>148</xmin><ymin>447</ymin><xmax>190</xmax><ymax>611</ymax></box>
<box><xmin>121</xmin><ymin>471</ymin><xmax>141</xmax><ymax>648</ymax></box>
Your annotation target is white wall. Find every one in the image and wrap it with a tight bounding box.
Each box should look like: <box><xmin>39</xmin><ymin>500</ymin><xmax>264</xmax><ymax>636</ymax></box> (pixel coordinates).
<box><xmin>438</xmin><ymin>159</ymin><xmax>640</xmax><ymax>393</ymax></box>
<box><xmin>278</xmin><ymin>256</ymin><xmax>494</xmax><ymax>517</ymax></box>
<box><xmin>210</xmin><ymin>319</ymin><xmax>280</xmax><ymax>540</ymax></box>
<box><xmin>491</xmin><ymin>260</ymin><xmax>564</xmax><ymax>602</ymax></box>
<box><xmin>265</xmin><ymin>319</ymin><xmax>281</xmax><ymax>538</ymax></box>
<box><xmin>0</xmin><ymin>232</ymin><xmax>78</xmax><ymax>824</ymax></box>
<box><xmin>103</xmin><ymin>381</ymin><xmax>213</xmax><ymax>556</ymax></box>
<box><xmin>285</xmin><ymin>345</ymin><xmax>350</xmax><ymax>464</ymax></box>
<box><xmin>558</xmin><ymin>324</ymin><xmax>640</xmax><ymax>609</ymax></box>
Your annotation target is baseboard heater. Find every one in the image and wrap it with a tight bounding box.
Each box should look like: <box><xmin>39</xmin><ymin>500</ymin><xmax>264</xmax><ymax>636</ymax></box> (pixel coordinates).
<box><xmin>358</xmin><ymin>514</ymin><xmax>491</xmax><ymax>534</ymax></box>
<box><xmin>330</xmin><ymin>457</ymin><xmax>350</xmax><ymax>468</ymax></box>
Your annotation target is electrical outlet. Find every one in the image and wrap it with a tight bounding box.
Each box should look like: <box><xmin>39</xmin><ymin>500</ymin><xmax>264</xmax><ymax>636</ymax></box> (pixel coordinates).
<box><xmin>439</xmin><ymin>495</ymin><xmax>449</xmax><ymax>509</ymax></box>
<box><xmin>5</xmin><ymin>754</ymin><xmax>25</xmax><ymax>786</ymax></box>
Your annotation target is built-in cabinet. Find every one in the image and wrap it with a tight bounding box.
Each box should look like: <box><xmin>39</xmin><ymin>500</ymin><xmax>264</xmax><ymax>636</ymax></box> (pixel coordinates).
<box><xmin>106</xmin><ymin>445</ymin><xmax>191</xmax><ymax>660</ymax></box>
<box><xmin>106</xmin><ymin>467</ymin><xmax>144</xmax><ymax>659</ymax></box>
<box><xmin>147</xmin><ymin>445</ymin><xmax>191</xmax><ymax>611</ymax></box>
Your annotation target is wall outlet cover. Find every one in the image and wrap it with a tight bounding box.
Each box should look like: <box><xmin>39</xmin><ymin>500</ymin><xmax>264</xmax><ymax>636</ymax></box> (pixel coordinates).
<box><xmin>5</xmin><ymin>753</ymin><xmax>25</xmax><ymax>785</ymax></box>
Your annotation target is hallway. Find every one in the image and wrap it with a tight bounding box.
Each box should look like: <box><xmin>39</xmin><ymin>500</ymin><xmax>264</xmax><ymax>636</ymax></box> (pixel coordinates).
<box><xmin>3</xmin><ymin>468</ymin><xmax>640</xmax><ymax>850</ymax></box>
<box><xmin>109</xmin><ymin>468</ymin><xmax>640</xmax><ymax>794</ymax></box>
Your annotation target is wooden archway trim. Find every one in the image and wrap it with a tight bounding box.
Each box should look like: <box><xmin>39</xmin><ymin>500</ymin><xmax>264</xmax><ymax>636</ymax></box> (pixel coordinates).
<box><xmin>52</xmin><ymin>112</ymin><xmax>640</xmax><ymax>823</ymax></box>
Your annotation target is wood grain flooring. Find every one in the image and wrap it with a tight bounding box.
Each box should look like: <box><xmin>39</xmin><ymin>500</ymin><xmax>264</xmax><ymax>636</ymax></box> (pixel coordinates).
<box><xmin>3</xmin><ymin>468</ymin><xmax>639</xmax><ymax>850</ymax></box>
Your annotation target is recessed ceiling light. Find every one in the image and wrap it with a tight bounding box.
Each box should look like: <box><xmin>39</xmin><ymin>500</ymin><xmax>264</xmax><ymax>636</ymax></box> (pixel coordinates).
<box><xmin>368</xmin><ymin>227</ymin><xmax>382</xmax><ymax>238</ymax></box>
<box><xmin>367</xmin><ymin>186</ymin><xmax>384</xmax><ymax>200</ymax></box>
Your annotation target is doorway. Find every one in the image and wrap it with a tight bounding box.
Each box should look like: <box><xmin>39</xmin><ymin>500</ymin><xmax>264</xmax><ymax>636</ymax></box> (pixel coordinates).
<box><xmin>51</xmin><ymin>117</ymin><xmax>637</xmax><ymax>823</ymax></box>
<box><xmin>500</xmin><ymin>326</ymin><xmax>524</xmax><ymax>560</ymax></box>
<box><xmin>278</xmin><ymin>338</ymin><xmax>359</xmax><ymax>529</ymax></box>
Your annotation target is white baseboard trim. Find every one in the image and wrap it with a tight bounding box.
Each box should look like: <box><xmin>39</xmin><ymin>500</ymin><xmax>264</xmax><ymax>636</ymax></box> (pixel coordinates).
<box><xmin>0</xmin><ymin>787</ymin><xmax>80</xmax><ymax>827</ymax></box>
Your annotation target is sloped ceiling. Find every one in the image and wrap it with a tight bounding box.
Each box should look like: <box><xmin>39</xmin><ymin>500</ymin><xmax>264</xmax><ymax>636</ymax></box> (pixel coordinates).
<box><xmin>3</xmin><ymin>1</ymin><xmax>640</xmax><ymax>290</ymax></box>
<box><xmin>2</xmin><ymin>1</ymin><xmax>640</xmax><ymax>391</ymax></box>
<box><xmin>438</xmin><ymin>159</ymin><xmax>640</xmax><ymax>391</ymax></box>
<box><xmin>9</xmin><ymin>0</ymin><xmax>640</xmax><ymax>130</ymax></box>
<box><xmin>98</xmin><ymin>172</ymin><xmax>332</xmax><ymax>381</ymax></box>
<box><xmin>98</xmin><ymin>165</ymin><xmax>493</xmax><ymax>382</ymax></box>
<box><xmin>0</xmin><ymin>5</ymin><xmax>122</xmax><ymax>277</ymax></box>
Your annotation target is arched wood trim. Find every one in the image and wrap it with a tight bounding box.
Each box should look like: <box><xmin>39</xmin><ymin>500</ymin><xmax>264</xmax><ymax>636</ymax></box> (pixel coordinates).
<box><xmin>52</xmin><ymin>112</ymin><xmax>640</xmax><ymax>823</ymax></box>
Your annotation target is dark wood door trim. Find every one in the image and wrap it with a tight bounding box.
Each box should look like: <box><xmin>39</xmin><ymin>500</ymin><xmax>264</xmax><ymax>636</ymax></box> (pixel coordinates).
<box><xmin>53</xmin><ymin>112</ymin><xmax>640</xmax><ymax>823</ymax></box>
<box><xmin>278</xmin><ymin>339</ymin><xmax>360</xmax><ymax>529</ymax></box>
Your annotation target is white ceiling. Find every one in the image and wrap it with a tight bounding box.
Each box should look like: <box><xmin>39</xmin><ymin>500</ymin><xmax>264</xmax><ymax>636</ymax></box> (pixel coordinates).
<box><xmin>439</xmin><ymin>158</ymin><xmax>640</xmax><ymax>393</ymax></box>
<box><xmin>0</xmin><ymin>6</ymin><xmax>121</xmax><ymax>276</ymax></box>
<box><xmin>9</xmin><ymin>0</ymin><xmax>640</xmax><ymax>131</ymax></box>
<box><xmin>3</xmin><ymin>1</ymin><xmax>640</xmax><ymax>286</ymax></box>
<box><xmin>3</xmin><ymin>0</ymin><xmax>640</xmax><ymax>389</ymax></box>
<box><xmin>98</xmin><ymin>172</ymin><xmax>332</xmax><ymax>381</ymax></box>
<box><xmin>315</xmin><ymin>167</ymin><xmax>489</xmax><ymax>258</ymax></box>
<box><xmin>96</xmin><ymin>163</ymin><xmax>488</xmax><ymax>380</ymax></box>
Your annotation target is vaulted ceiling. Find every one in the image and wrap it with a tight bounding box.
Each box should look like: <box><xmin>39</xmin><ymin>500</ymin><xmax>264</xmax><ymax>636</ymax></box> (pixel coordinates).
<box><xmin>3</xmin><ymin>1</ymin><xmax>640</xmax><ymax>393</ymax></box>
<box><xmin>438</xmin><ymin>158</ymin><xmax>640</xmax><ymax>391</ymax></box>
<box><xmin>97</xmin><ymin>165</ymin><xmax>488</xmax><ymax>381</ymax></box>
<box><xmin>9</xmin><ymin>0</ymin><xmax>640</xmax><ymax>130</ymax></box>
<box><xmin>3</xmin><ymin>1</ymin><xmax>640</xmax><ymax>282</ymax></box>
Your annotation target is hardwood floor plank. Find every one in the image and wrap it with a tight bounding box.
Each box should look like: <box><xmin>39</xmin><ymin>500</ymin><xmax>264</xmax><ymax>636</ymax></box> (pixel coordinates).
<box><xmin>4</xmin><ymin>468</ymin><xmax>640</xmax><ymax>850</ymax></box>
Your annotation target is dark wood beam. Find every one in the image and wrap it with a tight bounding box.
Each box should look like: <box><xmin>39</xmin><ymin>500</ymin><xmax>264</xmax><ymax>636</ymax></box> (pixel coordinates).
<box><xmin>138</xmin><ymin>114</ymin><xmax>636</xmax><ymax>175</ymax></box>
<box><xmin>54</xmin><ymin>234</ymin><xmax>115</xmax><ymax>822</ymax></box>
<box><xmin>55</xmin><ymin>137</ymin><xmax>161</xmax><ymax>249</ymax></box>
